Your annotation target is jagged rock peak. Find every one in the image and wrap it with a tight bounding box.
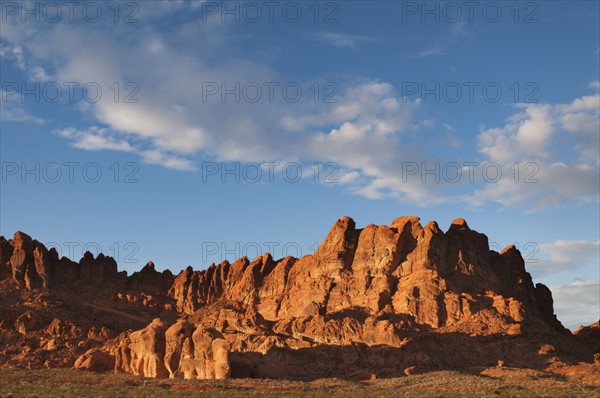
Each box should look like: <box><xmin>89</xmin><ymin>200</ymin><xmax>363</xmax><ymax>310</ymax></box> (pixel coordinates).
<box><xmin>448</xmin><ymin>218</ymin><xmax>470</xmax><ymax>232</ymax></box>
<box><xmin>337</xmin><ymin>215</ymin><xmax>355</xmax><ymax>226</ymax></box>
<box><xmin>501</xmin><ymin>244</ymin><xmax>519</xmax><ymax>254</ymax></box>
<box><xmin>390</xmin><ymin>216</ymin><xmax>421</xmax><ymax>229</ymax></box>
<box><xmin>2</xmin><ymin>218</ymin><xmax>593</xmax><ymax>382</ymax></box>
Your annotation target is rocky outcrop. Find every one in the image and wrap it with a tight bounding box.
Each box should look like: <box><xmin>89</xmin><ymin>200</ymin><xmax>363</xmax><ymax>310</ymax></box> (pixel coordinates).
<box><xmin>574</xmin><ymin>321</ymin><xmax>600</xmax><ymax>359</ymax></box>
<box><xmin>164</xmin><ymin>320</ymin><xmax>196</xmax><ymax>379</ymax></box>
<box><xmin>0</xmin><ymin>216</ymin><xmax>595</xmax><ymax>381</ymax></box>
<box><xmin>535</xmin><ymin>283</ymin><xmax>570</xmax><ymax>333</ymax></box>
<box><xmin>73</xmin><ymin>348</ymin><xmax>114</xmax><ymax>372</ymax></box>
<box><xmin>114</xmin><ymin>318</ymin><xmax>230</xmax><ymax>379</ymax></box>
<box><xmin>14</xmin><ymin>311</ymin><xmax>43</xmax><ymax>335</ymax></box>
<box><xmin>164</xmin><ymin>216</ymin><xmax>561</xmax><ymax>335</ymax></box>
<box><xmin>115</xmin><ymin>318</ymin><xmax>169</xmax><ymax>378</ymax></box>
<box><xmin>5</xmin><ymin>231</ymin><xmax>119</xmax><ymax>290</ymax></box>
<box><xmin>128</xmin><ymin>262</ymin><xmax>174</xmax><ymax>293</ymax></box>
<box><xmin>10</xmin><ymin>232</ymin><xmax>36</xmax><ymax>287</ymax></box>
<box><xmin>190</xmin><ymin>327</ymin><xmax>231</xmax><ymax>379</ymax></box>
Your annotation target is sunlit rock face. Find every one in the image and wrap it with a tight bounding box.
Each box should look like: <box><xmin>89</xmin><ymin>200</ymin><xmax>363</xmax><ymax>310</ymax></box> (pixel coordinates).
<box><xmin>0</xmin><ymin>217</ymin><xmax>586</xmax><ymax>380</ymax></box>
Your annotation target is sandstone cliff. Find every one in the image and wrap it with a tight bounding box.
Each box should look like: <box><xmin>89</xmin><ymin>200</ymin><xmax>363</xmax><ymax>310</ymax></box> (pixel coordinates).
<box><xmin>0</xmin><ymin>216</ymin><xmax>596</xmax><ymax>381</ymax></box>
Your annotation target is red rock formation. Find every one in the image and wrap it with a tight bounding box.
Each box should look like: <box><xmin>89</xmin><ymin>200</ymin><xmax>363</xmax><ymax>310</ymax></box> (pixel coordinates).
<box><xmin>113</xmin><ymin>318</ymin><xmax>230</xmax><ymax>379</ymax></box>
<box><xmin>0</xmin><ymin>216</ymin><xmax>596</xmax><ymax>381</ymax></box>
<box><xmin>73</xmin><ymin>348</ymin><xmax>114</xmax><ymax>372</ymax></box>
<box><xmin>115</xmin><ymin>318</ymin><xmax>169</xmax><ymax>378</ymax></box>
<box><xmin>574</xmin><ymin>321</ymin><xmax>600</xmax><ymax>360</ymax></box>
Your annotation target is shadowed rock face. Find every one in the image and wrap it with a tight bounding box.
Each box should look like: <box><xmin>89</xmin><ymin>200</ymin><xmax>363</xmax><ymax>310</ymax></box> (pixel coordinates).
<box><xmin>0</xmin><ymin>216</ymin><xmax>594</xmax><ymax>381</ymax></box>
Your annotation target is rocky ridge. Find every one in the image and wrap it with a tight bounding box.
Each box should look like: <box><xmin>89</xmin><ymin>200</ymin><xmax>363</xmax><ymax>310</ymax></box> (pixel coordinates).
<box><xmin>0</xmin><ymin>216</ymin><xmax>597</xmax><ymax>381</ymax></box>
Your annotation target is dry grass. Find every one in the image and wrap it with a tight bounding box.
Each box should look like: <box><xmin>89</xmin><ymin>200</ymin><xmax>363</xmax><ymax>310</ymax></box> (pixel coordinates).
<box><xmin>0</xmin><ymin>367</ymin><xmax>599</xmax><ymax>397</ymax></box>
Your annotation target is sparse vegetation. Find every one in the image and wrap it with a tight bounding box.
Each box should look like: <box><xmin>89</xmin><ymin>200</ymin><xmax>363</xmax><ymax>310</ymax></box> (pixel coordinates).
<box><xmin>0</xmin><ymin>368</ymin><xmax>599</xmax><ymax>398</ymax></box>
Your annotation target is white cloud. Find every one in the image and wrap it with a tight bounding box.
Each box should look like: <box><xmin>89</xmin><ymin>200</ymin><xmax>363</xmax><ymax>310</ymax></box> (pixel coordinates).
<box><xmin>140</xmin><ymin>150</ymin><xmax>197</xmax><ymax>171</ymax></box>
<box><xmin>1</xmin><ymin>9</ymin><xmax>597</xmax><ymax>211</ymax></box>
<box><xmin>416</xmin><ymin>48</ymin><xmax>447</xmax><ymax>58</ymax></box>
<box><xmin>550</xmin><ymin>279</ymin><xmax>600</xmax><ymax>330</ymax></box>
<box><xmin>29</xmin><ymin>66</ymin><xmax>52</xmax><ymax>82</ymax></box>
<box><xmin>413</xmin><ymin>22</ymin><xmax>471</xmax><ymax>58</ymax></box>
<box><xmin>1</xmin><ymin>43</ymin><xmax>53</xmax><ymax>82</ymax></box>
<box><xmin>468</xmin><ymin>161</ymin><xmax>599</xmax><ymax>210</ymax></box>
<box><xmin>474</xmin><ymin>89</ymin><xmax>600</xmax><ymax>209</ymax></box>
<box><xmin>0</xmin><ymin>89</ymin><xmax>46</xmax><ymax>125</ymax></box>
<box><xmin>557</xmin><ymin>94</ymin><xmax>600</xmax><ymax>165</ymax></box>
<box><xmin>478</xmin><ymin>104</ymin><xmax>555</xmax><ymax>163</ymax></box>
<box><xmin>337</xmin><ymin>170</ymin><xmax>361</xmax><ymax>185</ymax></box>
<box><xmin>0</xmin><ymin>44</ymin><xmax>26</xmax><ymax>70</ymax></box>
<box><xmin>0</xmin><ymin>105</ymin><xmax>45</xmax><ymax>124</ymax></box>
<box><xmin>55</xmin><ymin>127</ymin><xmax>197</xmax><ymax>171</ymax></box>
<box><xmin>313</xmin><ymin>32</ymin><xmax>374</xmax><ymax>49</ymax></box>
<box><xmin>528</xmin><ymin>240</ymin><xmax>600</xmax><ymax>278</ymax></box>
<box><xmin>56</xmin><ymin>127</ymin><xmax>135</xmax><ymax>153</ymax></box>
<box><xmin>281</xmin><ymin>82</ymin><xmax>413</xmax><ymax>134</ymax></box>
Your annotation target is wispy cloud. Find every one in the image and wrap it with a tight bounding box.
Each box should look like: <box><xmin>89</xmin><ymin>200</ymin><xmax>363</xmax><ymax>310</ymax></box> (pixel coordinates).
<box><xmin>313</xmin><ymin>32</ymin><xmax>374</xmax><ymax>49</ymax></box>
<box><xmin>55</xmin><ymin>127</ymin><xmax>196</xmax><ymax>171</ymax></box>
<box><xmin>413</xmin><ymin>22</ymin><xmax>471</xmax><ymax>58</ymax></box>
<box><xmin>0</xmin><ymin>90</ymin><xmax>46</xmax><ymax>125</ymax></box>
<box><xmin>1</xmin><ymin>7</ymin><xmax>598</xmax><ymax>211</ymax></box>
<box><xmin>56</xmin><ymin>127</ymin><xmax>136</xmax><ymax>153</ymax></box>
<box><xmin>140</xmin><ymin>150</ymin><xmax>197</xmax><ymax>171</ymax></box>
<box><xmin>550</xmin><ymin>279</ymin><xmax>600</xmax><ymax>330</ymax></box>
<box><xmin>416</xmin><ymin>48</ymin><xmax>447</xmax><ymax>58</ymax></box>
<box><xmin>528</xmin><ymin>240</ymin><xmax>600</xmax><ymax>278</ymax></box>
<box><xmin>0</xmin><ymin>44</ymin><xmax>26</xmax><ymax>70</ymax></box>
<box><xmin>473</xmin><ymin>87</ymin><xmax>600</xmax><ymax>209</ymax></box>
<box><xmin>0</xmin><ymin>44</ymin><xmax>53</xmax><ymax>82</ymax></box>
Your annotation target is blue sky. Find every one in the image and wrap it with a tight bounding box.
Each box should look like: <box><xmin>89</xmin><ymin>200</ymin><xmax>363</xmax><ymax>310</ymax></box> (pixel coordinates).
<box><xmin>0</xmin><ymin>0</ymin><xmax>598</xmax><ymax>329</ymax></box>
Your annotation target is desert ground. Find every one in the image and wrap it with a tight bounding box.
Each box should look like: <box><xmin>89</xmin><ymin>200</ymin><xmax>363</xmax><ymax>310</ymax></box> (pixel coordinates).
<box><xmin>1</xmin><ymin>366</ymin><xmax>600</xmax><ymax>398</ymax></box>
